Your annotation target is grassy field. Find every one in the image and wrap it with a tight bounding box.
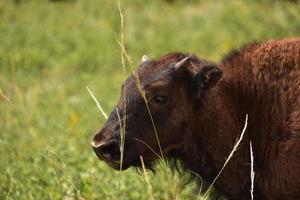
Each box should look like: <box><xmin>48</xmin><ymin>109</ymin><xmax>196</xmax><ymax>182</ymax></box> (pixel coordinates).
<box><xmin>0</xmin><ymin>0</ymin><xmax>299</xmax><ymax>199</ymax></box>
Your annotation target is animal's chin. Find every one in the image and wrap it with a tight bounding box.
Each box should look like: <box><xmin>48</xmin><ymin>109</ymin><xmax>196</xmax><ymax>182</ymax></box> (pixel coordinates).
<box><xmin>100</xmin><ymin>156</ymin><xmax>135</xmax><ymax>171</ymax></box>
<box><xmin>106</xmin><ymin>161</ymin><xmax>130</xmax><ymax>170</ymax></box>
<box><xmin>96</xmin><ymin>157</ymin><xmax>129</xmax><ymax>170</ymax></box>
<box><xmin>101</xmin><ymin>156</ymin><xmax>155</xmax><ymax>171</ymax></box>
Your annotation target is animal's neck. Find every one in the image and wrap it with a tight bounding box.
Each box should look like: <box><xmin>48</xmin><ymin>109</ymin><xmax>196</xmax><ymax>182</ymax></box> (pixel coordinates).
<box><xmin>180</xmin><ymin>82</ymin><xmax>248</xmax><ymax>183</ymax></box>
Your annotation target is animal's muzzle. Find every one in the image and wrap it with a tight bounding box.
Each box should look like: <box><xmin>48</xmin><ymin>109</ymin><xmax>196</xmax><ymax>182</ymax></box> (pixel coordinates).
<box><xmin>91</xmin><ymin>128</ymin><xmax>121</xmax><ymax>161</ymax></box>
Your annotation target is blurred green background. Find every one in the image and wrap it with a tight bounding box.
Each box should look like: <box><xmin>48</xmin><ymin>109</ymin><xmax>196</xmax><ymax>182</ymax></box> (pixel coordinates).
<box><xmin>0</xmin><ymin>0</ymin><xmax>299</xmax><ymax>199</ymax></box>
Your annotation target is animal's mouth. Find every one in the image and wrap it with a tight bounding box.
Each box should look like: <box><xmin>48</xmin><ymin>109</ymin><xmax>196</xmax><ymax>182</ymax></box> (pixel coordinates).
<box><xmin>93</xmin><ymin>148</ymin><xmax>150</xmax><ymax>170</ymax></box>
<box><xmin>91</xmin><ymin>139</ymin><xmax>157</xmax><ymax>171</ymax></box>
<box><xmin>92</xmin><ymin>146</ymin><xmax>132</xmax><ymax>170</ymax></box>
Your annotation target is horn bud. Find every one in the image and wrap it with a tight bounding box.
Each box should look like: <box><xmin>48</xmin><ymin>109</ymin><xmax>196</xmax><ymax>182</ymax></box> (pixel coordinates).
<box><xmin>141</xmin><ymin>55</ymin><xmax>150</xmax><ymax>63</ymax></box>
<box><xmin>174</xmin><ymin>57</ymin><xmax>190</xmax><ymax>71</ymax></box>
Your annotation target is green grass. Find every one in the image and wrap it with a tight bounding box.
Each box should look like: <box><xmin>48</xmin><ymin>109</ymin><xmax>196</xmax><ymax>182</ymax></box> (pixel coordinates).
<box><xmin>0</xmin><ymin>0</ymin><xmax>299</xmax><ymax>199</ymax></box>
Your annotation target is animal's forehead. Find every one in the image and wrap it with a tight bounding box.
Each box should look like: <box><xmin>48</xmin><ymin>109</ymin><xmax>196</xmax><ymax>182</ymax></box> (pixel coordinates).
<box><xmin>124</xmin><ymin>61</ymin><xmax>175</xmax><ymax>88</ymax></box>
<box><xmin>118</xmin><ymin>61</ymin><xmax>175</xmax><ymax>105</ymax></box>
<box><xmin>138</xmin><ymin>61</ymin><xmax>176</xmax><ymax>86</ymax></box>
<box><xmin>126</xmin><ymin>53</ymin><xmax>188</xmax><ymax>87</ymax></box>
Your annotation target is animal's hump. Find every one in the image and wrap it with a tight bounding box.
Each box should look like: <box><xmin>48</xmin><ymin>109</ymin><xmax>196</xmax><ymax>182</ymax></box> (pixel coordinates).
<box><xmin>222</xmin><ymin>38</ymin><xmax>300</xmax><ymax>66</ymax></box>
<box><xmin>222</xmin><ymin>41</ymin><xmax>261</xmax><ymax>64</ymax></box>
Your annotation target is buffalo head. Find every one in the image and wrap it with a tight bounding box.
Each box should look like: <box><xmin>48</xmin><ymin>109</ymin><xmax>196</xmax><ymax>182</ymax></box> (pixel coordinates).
<box><xmin>91</xmin><ymin>53</ymin><xmax>222</xmax><ymax>170</ymax></box>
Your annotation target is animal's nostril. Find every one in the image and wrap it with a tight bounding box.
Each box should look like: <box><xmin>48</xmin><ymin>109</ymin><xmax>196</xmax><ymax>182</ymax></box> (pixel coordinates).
<box><xmin>91</xmin><ymin>139</ymin><xmax>104</xmax><ymax>149</ymax></box>
<box><xmin>92</xmin><ymin>139</ymin><xmax>120</xmax><ymax>160</ymax></box>
<box><xmin>91</xmin><ymin>131</ymin><xmax>106</xmax><ymax>148</ymax></box>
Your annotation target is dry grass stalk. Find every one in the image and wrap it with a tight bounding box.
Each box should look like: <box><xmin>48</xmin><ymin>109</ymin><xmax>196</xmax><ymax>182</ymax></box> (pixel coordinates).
<box><xmin>203</xmin><ymin>114</ymin><xmax>248</xmax><ymax>199</ymax></box>
<box><xmin>115</xmin><ymin>3</ymin><xmax>183</xmax><ymax>198</ymax></box>
<box><xmin>133</xmin><ymin>138</ymin><xmax>162</xmax><ymax>160</ymax></box>
<box><xmin>250</xmin><ymin>141</ymin><xmax>255</xmax><ymax>200</ymax></box>
<box><xmin>116</xmin><ymin>2</ymin><xmax>128</xmax><ymax>199</ymax></box>
<box><xmin>43</xmin><ymin>140</ymin><xmax>85</xmax><ymax>200</ymax></box>
<box><xmin>86</xmin><ymin>86</ymin><xmax>108</xmax><ymax>120</ymax></box>
<box><xmin>116</xmin><ymin>0</ymin><xmax>165</xmax><ymax>165</ymax></box>
<box><xmin>116</xmin><ymin>0</ymin><xmax>127</xmax><ymax>171</ymax></box>
<box><xmin>133</xmin><ymin>74</ymin><xmax>179</xmax><ymax>197</ymax></box>
<box><xmin>115</xmin><ymin>107</ymin><xmax>126</xmax><ymax>200</ymax></box>
<box><xmin>116</xmin><ymin>1</ymin><xmax>165</xmax><ymax>162</ymax></box>
<box><xmin>116</xmin><ymin>108</ymin><xmax>125</xmax><ymax>168</ymax></box>
<box><xmin>140</xmin><ymin>156</ymin><xmax>155</xmax><ymax>200</ymax></box>
<box><xmin>187</xmin><ymin>170</ymin><xmax>204</xmax><ymax>200</ymax></box>
<box><xmin>0</xmin><ymin>88</ymin><xmax>14</xmax><ymax>105</ymax></box>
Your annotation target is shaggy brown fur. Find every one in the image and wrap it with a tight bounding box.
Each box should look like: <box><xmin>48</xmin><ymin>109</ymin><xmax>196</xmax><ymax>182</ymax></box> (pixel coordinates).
<box><xmin>92</xmin><ymin>38</ymin><xmax>300</xmax><ymax>199</ymax></box>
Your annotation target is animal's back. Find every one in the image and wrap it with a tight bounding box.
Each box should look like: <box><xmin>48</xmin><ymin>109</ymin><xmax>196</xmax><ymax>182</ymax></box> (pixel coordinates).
<box><xmin>221</xmin><ymin>38</ymin><xmax>300</xmax><ymax>199</ymax></box>
<box><xmin>246</xmin><ymin>38</ymin><xmax>300</xmax><ymax>137</ymax></box>
<box><xmin>222</xmin><ymin>38</ymin><xmax>300</xmax><ymax>134</ymax></box>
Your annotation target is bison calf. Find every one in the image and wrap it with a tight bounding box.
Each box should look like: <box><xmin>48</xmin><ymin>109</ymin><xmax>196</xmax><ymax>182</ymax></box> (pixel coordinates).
<box><xmin>91</xmin><ymin>38</ymin><xmax>300</xmax><ymax>199</ymax></box>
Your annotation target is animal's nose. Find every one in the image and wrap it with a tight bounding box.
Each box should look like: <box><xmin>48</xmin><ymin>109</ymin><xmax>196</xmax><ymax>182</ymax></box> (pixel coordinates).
<box><xmin>91</xmin><ymin>130</ymin><xmax>120</xmax><ymax>161</ymax></box>
<box><xmin>92</xmin><ymin>139</ymin><xmax>120</xmax><ymax>160</ymax></box>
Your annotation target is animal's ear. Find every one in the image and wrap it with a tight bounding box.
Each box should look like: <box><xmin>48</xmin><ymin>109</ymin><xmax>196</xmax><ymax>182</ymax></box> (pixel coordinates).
<box><xmin>173</xmin><ymin>57</ymin><xmax>222</xmax><ymax>93</ymax></box>
<box><xmin>191</xmin><ymin>65</ymin><xmax>223</xmax><ymax>97</ymax></box>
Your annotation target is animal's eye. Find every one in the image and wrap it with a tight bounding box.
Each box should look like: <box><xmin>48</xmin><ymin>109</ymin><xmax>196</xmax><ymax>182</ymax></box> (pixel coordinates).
<box><xmin>152</xmin><ymin>95</ymin><xmax>169</xmax><ymax>105</ymax></box>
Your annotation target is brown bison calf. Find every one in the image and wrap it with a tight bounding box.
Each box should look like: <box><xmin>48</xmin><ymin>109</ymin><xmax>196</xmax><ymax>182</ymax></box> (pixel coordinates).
<box><xmin>91</xmin><ymin>38</ymin><xmax>300</xmax><ymax>199</ymax></box>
